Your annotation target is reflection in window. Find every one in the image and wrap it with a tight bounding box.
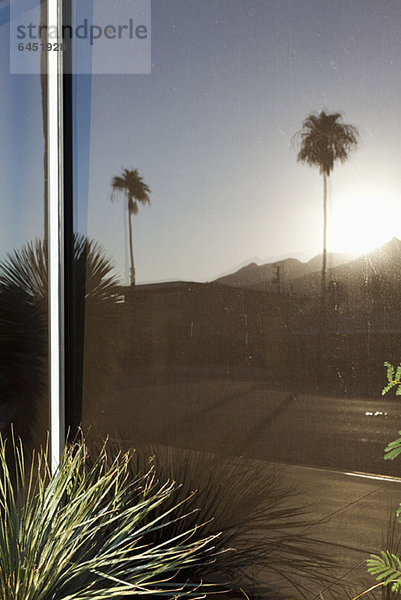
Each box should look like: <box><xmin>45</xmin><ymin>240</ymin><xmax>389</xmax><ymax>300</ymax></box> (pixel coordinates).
<box><xmin>0</xmin><ymin>2</ymin><xmax>48</xmax><ymax>450</ymax></box>
<box><xmin>70</xmin><ymin>1</ymin><xmax>401</xmax><ymax>597</ymax></box>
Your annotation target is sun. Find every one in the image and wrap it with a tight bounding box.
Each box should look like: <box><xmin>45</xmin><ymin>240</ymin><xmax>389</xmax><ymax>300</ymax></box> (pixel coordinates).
<box><xmin>328</xmin><ymin>187</ymin><xmax>401</xmax><ymax>255</ymax></box>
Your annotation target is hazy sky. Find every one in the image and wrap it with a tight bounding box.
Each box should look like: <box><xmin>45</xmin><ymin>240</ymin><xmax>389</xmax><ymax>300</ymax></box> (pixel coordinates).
<box><xmin>3</xmin><ymin>1</ymin><xmax>401</xmax><ymax>285</ymax></box>
<box><xmin>83</xmin><ymin>0</ymin><xmax>401</xmax><ymax>284</ymax></box>
<box><xmin>0</xmin><ymin>2</ymin><xmax>44</xmax><ymax>259</ymax></box>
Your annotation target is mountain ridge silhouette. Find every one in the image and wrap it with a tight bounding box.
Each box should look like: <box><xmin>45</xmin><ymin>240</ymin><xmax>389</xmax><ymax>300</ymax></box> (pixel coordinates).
<box><xmin>214</xmin><ymin>237</ymin><xmax>401</xmax><ymax>291</ymax></box>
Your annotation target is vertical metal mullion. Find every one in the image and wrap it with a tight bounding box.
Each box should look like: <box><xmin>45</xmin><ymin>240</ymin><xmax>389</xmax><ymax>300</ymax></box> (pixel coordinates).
<box><xmin>63</xmin><ymin>0</ymin><xmax>77</xmax><ymax>440</ymax></box>
<box><xmin>48</xmin><ymin>0</ymin><xmax>65</xmax><ymax>472</ymax></box>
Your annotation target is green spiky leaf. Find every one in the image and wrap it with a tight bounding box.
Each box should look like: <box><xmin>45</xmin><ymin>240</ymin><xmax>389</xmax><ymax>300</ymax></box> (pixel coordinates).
<box><xmin>0</xmin><ymin>433</ymin><xmax>220</xmax><ymax>600</ymax></box>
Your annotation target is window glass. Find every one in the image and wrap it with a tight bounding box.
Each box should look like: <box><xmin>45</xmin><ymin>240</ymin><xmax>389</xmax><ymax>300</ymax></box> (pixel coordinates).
<box><xmin>71</xmin><ymin>1</ymin><xmax>401</xmax><ymax>595</ymax></box>
<box><xmin>0</xmin><ymin>0</ymin><xmax>49</xmax><ymax>450</ymax></box>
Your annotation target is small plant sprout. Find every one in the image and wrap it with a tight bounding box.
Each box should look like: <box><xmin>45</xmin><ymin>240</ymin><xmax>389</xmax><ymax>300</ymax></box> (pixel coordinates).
<box><xmin>382</xmin><ymin>362</ymin><xmax>401</xmax><ymax>396</ymax></box>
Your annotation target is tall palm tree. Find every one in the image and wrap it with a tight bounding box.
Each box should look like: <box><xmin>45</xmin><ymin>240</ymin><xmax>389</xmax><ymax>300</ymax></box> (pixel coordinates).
<box><xmin>111</xmin><ymin>168</ymin><xmax>151</xmax><ymax>286</ymax></box>
<box><xmin>296</xmin><ymin>111</ymin><xmax>358</xmax><ymax>306</ymax></box>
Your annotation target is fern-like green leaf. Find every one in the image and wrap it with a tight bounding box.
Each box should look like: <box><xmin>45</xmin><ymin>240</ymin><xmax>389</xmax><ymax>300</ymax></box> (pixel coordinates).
<box><xmin>382</xmin><ymin>362</ymin><xmax>401</xmax><ymax>396</ymax></box>
<box><xmin>384</xmin><ymin>432</ymin><xmax>401</xmax><ymax>461</ymax></box>
<box><xmin>367</xmin><ymin>551</ymin><xmax>401</xmax><ymax>592</ymax></box>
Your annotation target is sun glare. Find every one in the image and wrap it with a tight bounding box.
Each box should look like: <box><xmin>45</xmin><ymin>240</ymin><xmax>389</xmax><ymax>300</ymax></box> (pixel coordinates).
<box><xmin>328</xmin><ymin>188</ymin><xmax>401</xmax><ymax>256</ymax></box>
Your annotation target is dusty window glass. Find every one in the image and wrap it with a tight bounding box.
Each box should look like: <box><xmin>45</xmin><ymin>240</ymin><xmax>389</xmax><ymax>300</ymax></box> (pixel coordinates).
<box><xmin>70</xmin><ymin>1</ymin><xmax>401</xmax><ymax>596</ymax></box>
<box><xmin>0</xmin><ymin>1</ymin><xmax>49</xmax><ymax>451</ymax></box>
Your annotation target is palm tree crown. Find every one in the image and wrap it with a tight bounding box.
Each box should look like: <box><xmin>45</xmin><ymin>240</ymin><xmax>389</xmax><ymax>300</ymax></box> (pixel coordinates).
<box><xmin>111</xmin><ymin>168</ymin><xmax>151</xmax><ymax>286</ymax></box>
<box><xmin>111</xmin><ymin>168</ymin><xmax>151</xmax><ymax>215</ymax></box>
<box><xmin>297</xmin><ymin>111</ymin><xmax>358</xmax><ymax>175</ymax></box>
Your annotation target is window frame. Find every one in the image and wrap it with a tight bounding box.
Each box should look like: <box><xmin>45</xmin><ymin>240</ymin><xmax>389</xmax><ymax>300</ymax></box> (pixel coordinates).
<box><xmin>47</xmin><ymin>0</ymin><xmax>65</xmax><ymax>471</ymax></box>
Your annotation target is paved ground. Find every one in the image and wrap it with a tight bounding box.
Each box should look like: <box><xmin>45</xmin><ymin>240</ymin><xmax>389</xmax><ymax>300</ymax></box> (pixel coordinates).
<box><xmin>276</xmin><ymin>463</ymin><xmax>401</xmax><ymax>599</ymax></box>
<box><xmin>87</xmin><ymin>378</ymin><xmax>401</xmax><ymax>475</ymax></box>
<box><xmin>83</xmin><ymin>377</ymin><xmax>401</xmax><ymax>598</ymax></box>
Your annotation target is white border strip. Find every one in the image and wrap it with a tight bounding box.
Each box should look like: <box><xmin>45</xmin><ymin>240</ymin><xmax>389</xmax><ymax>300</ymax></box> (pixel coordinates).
<box><xmin>48</xmin><ymin>0</ymin><xmax>65</xmax><ymax>473</ymax></box>
<box><xmin>344</xmin><ymin>471</ymin><xmax>401</xmax><ymax>483</ymax></box>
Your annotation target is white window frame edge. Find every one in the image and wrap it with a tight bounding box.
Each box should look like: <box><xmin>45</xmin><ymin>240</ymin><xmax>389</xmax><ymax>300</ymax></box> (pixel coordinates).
<box><xmin>48</xmin><ymin>0</ymin><xmax>65</xmax><ymax>473</ymax></box>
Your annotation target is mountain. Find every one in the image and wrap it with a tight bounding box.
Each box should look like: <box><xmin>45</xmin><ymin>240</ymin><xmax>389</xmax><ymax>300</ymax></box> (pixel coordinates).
<box><xmin>215</xmin><ymin>252</ymin><xmax>351</xmax><ymax>289</ymax></box>
<box><xmin>290</xmin><ymin>237</ymin><xmax>401</xmax><ymax>297</ymax></box>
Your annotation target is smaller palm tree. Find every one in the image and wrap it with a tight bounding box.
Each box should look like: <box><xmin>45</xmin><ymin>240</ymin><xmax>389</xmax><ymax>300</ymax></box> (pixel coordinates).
<box><xmin>111</xmin><ymin>168</ymin><xmax>151</xmax><ymax>286</ymax></box>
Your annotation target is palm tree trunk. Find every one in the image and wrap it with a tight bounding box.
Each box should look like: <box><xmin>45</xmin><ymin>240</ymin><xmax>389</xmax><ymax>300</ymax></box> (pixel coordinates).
<box><xmin>321</xmin><ymin>171</ymin><xmax>328</xmax><ymax>309</ymax></box>
<box><xmin>128</xmin><ymin>205</ymin><xmax>136</xmax><ymax>286</ymax></box>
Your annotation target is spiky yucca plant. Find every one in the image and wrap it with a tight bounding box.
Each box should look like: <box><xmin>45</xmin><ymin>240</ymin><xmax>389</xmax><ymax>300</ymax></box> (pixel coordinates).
<box><xmin>0</xmin><ymin>435</ymin><xmax>222</xmax><ymax>600</ymax></box>
<box><xmin>0</xmin><ymin>235</ymin><xmax>121</xmax><ymax>445</ymax></box>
